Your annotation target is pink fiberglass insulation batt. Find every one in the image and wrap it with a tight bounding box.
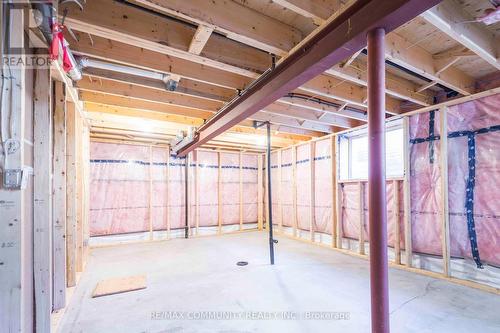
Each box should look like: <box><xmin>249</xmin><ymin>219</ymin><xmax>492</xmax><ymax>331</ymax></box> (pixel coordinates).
<box><xmin>90</xmin><ymin>143</ymin><xmax>260</xmax><ymax>236</ymax></box>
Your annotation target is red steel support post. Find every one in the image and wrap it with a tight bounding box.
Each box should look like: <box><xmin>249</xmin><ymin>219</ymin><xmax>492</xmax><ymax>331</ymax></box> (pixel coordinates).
<box><xmin>367</xmin><ymin>28</ymin><xmax>389</xmax><ymax>333</ymax></box>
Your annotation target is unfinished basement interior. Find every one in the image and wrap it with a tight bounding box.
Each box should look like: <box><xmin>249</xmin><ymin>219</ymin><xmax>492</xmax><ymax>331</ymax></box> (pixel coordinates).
<box><xmin>1</xmin><ymin>0</ymin><xmax>500</xmax><ymax>332</ymax></box>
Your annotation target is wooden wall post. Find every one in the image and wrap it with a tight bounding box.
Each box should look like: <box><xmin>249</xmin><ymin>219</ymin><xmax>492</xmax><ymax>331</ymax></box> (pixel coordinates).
<box><xmin>239</xmin><ymin>151</ymin><xmax>243</xmax><ymax>230</ymax></box>
<box><xmin>331</xmin><ymin>136</ymin><xmax>337</xmax><ymax>248</ymax></box>
<box><xmin>292</xmin><ymin>146</ymin><xmax>298</xmax><ymax>237</ymax></box>
<box><xmin>393</xmin><ymin>179</ymin><xmax>401</xmax><ymax>265</ymax></box>
<box><xmin>440</xmin><ymin>107</ymin><xmax>451</xmax><ymax>276</ymax></box>
<box><xmin>278</xmin><ymin>150</ymin><xmax>283</xmax><ymax>233</ymax></box>
<box><xmin>65</xmin><ymin>102</ymin><xmax>77</xmax><ymax>287</ymax></box>
<box><xmin>403</xmin><ymin>116</ymin><xmax>413</xmax><ymax>267</ymax></box>
<box><xmin>359</xmin><ymin>181</ymin><xmax>365</xmax><ymax>255</ymax></box>
<box><xmin>310</xmin><ymin>142</ymin><xmax>315</xmax><ymax>241</ymax></box>
<box><xmin>0</xmin><ymin>9</ymin><xmax>27</xmax><ymax>332</ymax></box>
<box><xmin>195</xmin><ymin>150</ymin><xmax>200</xmax><ymax>235</ymax></box>
<box><xmin>81</xmin><ymin>125</ymin><xmax>90</xmax><ymax>267</ymax></box>
<box><xmin>257</xmin><ymin>154</ymin><xmax>263</xmax><ymax>230</ymax></box>
<box><xmin>52</xmin><ymin>80</ymin><xmax>66</xmax><ymax>310</ymax></box>
<box><xmin>264</xmin><ymin>153</ymin><xmax>269</xmax><ymax>231</ymax></box>
<box><xmin>217</xmin><ymin>151</ymin><xmax>222</xmax><ymax>234</ymax></box>
<box><xmin>149</xmin><ymin>146</ymin><xmax>153</xmax><ymax>240</ymax></box>
<box><xmin>166</xmin><ymin>149</ymin><xmax>170</xmax><ymax>239</ymax></box>
<box><xmin>75</xmin><ymin>113</ymin><xmax>83</xmax><ymax>272</ymax></box>
<box><xmin>33</xmin><ymin>65</ymin><xmax>53</xmax><ymax>333</ymax></box>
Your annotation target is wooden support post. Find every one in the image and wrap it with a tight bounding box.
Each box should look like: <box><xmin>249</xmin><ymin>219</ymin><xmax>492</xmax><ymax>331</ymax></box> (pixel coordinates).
<box><xmin>257</xmin><ymin>155</ymin><xmax>263</xmax><ymax>230</ymax></box>
<box><xmin>336</xmin><ymin>139</ymin><xmax>343</xmax><ymax>249</ymax></box>
<box><xmin>278</xmin><ymin>150</ymin><xmax>283</xmax><ymax>233</ymax></box>
<box><xmin>239</xmin><ymin>151</ymin><xmax>243</xmax><ymax>231</ymax></box>
<box><xmin>0</xmin><ymin>10</ymin><xmax>26</xmax><ymax>332</ymax></box>
<box><xmin>310</xmin><ymin>142</ymin><xmax>315</xmax><ymax>241</ymax></box>
<box><xmin>52</xmin><ymin>80</ymin><xmax>66</xmax><ymax>310</ymax></box>
<box><xmin>264</xmin><ymin>153</ymin><xmax>269</xmax><ymax>231</ymax></box>
<box><xmin>359</xmin><ymin>181</ymin><xmax>365</xmax><ymax>255</ymax></box>
<box><xmin>393</xmin><ymin>180</ymin><xmax>401</xmax><ymax>265</ymax></box>
<box><xmin>149</xmin><ymin>145</ymin><xmax>153</xmax><ymax>240</ymax></box>
<box><xmin>292</xmin><ymin>146</ymin><xmax>298</xmax><ymax>238</ymax></box>
<box><xmin>166</xmin><ymin>149</ymin><xmax>170</xmax><ymax>239</ymax></box>
<box><xmin>403</xmin><ymin>116</ymin><xmax>413</xmax><ymax>267</ymax></box>
<box><xmin>440</xmin><ymin>107</ymin><xmax>451</xmax><ymax>276</ymax></box>
<box><xmin>65</xmin><ymin>102</ymin><xmax>77</xmax><ymax>287</ymax></box>
<box><xmin>81</xmin><ymin>126</ymin><xmax>90</xmax><ymax>267</ymax></box>
<box><xmin>331</xmin><ymin>136</ymin><xmax>337</xmax><ymax>248</ymax></box>
<box><xmin>75</xmin><ymin>113</ymin><xmax>83</xmax><ymax>272</ymax></box>
<box><xmin>195</xmin><ymin>150</ymin><xmax>200</xmax><ymax>235</ymax></box>
<box><xmin>34</xmin><ymin>65</ymin><xmax>52</xmax><ymax>333</ymax></box>
<box><xmin>218</xmin><ymin>151</ymin><xmax>222</xmax><ymax>234</ymax></box>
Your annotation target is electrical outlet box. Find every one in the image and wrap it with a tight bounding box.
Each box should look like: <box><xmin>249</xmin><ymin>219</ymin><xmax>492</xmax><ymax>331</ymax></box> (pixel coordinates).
<box><xmin>3</xmin><ymin>169</ymin><xmax>23</xmax><ymax>189</ymax></box>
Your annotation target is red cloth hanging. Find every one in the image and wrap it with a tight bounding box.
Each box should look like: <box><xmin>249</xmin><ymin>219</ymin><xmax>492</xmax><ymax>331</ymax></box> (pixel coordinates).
<box><xmin>50</xmin><ymin>22</ymin><xmax>73</xmax><ymax>72</ymax></box>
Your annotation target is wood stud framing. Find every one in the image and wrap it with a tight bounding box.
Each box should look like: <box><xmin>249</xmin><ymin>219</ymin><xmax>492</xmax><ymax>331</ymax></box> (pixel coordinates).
<box><xmin>52</xmin><ymin>81</ymin><xmax>67</xmax><ymax>311</ymax></box>
<box><xmin>440</xmin><ymin>107</ymin><xmax>451</xmax><ymax>277</ymax></box>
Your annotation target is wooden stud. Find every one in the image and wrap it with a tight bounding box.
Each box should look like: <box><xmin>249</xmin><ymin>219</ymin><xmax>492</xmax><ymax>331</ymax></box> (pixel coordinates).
<box><xmin>33</xmin><ymin>65</ymin><xmax>53</xmax><ymax>333</ymax></box>
<box><xmin>278</xmin><ymin>150</ymin><xmax>283</xmax><ymax>233</ymax></box>
<box><xmin>335</xmin><ymin>137</ymin><xmax>343</xmax><ymax>249</ymax></box>
<box><xmin>403</xmin><ymin>116</ymin><xmax>413</xmax><ymax>267</ymax></box>
<box><xmin>65</xmin><ymin>102</ymin><xmax>77</xmax><ymax>287</ymax></box>
<box><xmin>218</xmin><ymin>152</ymin><xmax>222</xmax><ymax>234</ymax></box>
<box><xmin>149</xmin><ymin>145</ymin><xmax>153</xmax><ymax>240</ymax></box>
<box><xmin>257</xmin><ymin>155</ymin><xmax>263</xmax><ymax>230</ymax></box>
<box><xmin>166</xmin><ymin>149</ymin><xmax>171</xmax><ymax>239</ymax></box>
<box><xmin>310</xmin><ymin>142</ymin><xmax>315</xmax><ymax>241</ymax></box>
<box><xmin>393</xmin><ymin>179</ymin><xmax>401</xmax><ymax>265</ymax></box>
<box><xmin>440</xmin><ymin>107</ymin><xmax>451</xmax><ymax>276</ymax></box>
<box><xmin>358</xmin><ymin>181</ymin><xmax>365</xmax><ymax>255</ymax></box>
<box><xmin>331</xmin><ymin>136</ymin><xmax>337</xmax><ymax>247</ymax></box>
<box><xmin>81</xmin><ymin>125</ymin><xmax>91</xmax><ymax>268</ymax></box>
<box><xmin>75</xmin><ymin>111</ymin><xmax>84</xmax><ymax>272</ymax></box>
<box><xmin>264</xmin><ymin>153</ymin><xmax>269</xmax><ymax>231</ymax></box>
<box><xmin>292</xmin><ymin>146</ymin><xmax>298</xmax><ymax>238</ymax></box>
<box><xmin>52</xmin><ymin>80</ymin><xmax>67</xmax><ymax>310</ymax></box>
<box><xmin>195</xmin><ymin>150</ymin><xmax>200</xmax><ymax>235</ymax></box>
<box><xmin>239</xmin><ymin>151</ymin><xmax>243</xmax><ymax>231</ymax></box>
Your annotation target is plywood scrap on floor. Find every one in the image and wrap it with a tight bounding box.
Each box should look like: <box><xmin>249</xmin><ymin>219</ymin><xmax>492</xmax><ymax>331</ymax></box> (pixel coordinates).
<box><xmin>92</xmin><ymin>275</ymin><xmax>147</xmax><ymax>298</ymax></box>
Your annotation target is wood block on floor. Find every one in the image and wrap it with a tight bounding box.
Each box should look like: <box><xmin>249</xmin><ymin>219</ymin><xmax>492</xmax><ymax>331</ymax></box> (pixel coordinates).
<box><xmin>92</xmin><ymin>275</ymin><xmax>147</xmax><ymax>298</ymax></box>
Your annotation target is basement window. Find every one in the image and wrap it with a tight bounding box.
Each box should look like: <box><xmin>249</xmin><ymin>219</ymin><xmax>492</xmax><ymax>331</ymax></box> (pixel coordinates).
<box><xmin>339</xmin><ymin>119</ymin><xmax>404</xmax><ymax>180</ymax></box>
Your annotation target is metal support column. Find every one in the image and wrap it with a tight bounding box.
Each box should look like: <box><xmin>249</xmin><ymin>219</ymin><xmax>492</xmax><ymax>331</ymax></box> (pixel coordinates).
<box><xmin>367</xmin><ymin>27</ymin><xmax>389</xmax><ymax>333</ymax></box>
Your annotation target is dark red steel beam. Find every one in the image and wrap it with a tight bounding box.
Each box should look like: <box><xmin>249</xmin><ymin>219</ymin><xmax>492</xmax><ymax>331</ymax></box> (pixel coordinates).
<box><xmin>367</xmin><ymin>27</ymin><xmax>389</xmax><ymax>333</ymax></box>
<box><xmin>176</xmin><ymin>0</ymin><xmax>441</xmax><ymax>156</ymax></box>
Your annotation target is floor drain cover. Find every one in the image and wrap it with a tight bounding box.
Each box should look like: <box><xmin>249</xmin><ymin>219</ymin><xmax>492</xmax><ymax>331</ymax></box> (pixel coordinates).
<box><xmin>236</xmin><ymin>261</ymin><xmax>248</xmax><ymax>266</ymax></box>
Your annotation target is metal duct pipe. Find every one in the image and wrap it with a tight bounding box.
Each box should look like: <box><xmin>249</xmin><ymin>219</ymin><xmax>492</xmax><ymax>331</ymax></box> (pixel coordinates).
<box><xmin>78</xmin><ymin>57</ymin><xmax>166</xmax><ymax>81</ymax></box>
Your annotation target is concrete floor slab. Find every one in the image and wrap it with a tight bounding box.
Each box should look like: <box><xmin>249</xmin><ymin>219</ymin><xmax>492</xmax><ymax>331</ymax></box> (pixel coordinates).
<box><xmin>58</xmin><ymin>231</ymin><xmax>500</xmax><ymax>333</ymax></box>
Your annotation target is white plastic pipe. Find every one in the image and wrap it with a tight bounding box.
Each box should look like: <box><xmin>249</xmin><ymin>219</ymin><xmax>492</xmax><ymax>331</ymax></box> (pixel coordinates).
<box><xmin>79</xmin><ymin>57</ymin><xmax>166</xmax><ymax>81</ymax></box>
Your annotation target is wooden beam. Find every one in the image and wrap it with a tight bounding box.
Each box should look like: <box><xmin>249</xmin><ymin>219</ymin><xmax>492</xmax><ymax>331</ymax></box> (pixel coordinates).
<box><xmin>327</xmin><ymin>58</ymin><xmax>435</xmax><ymax>106</ymax></box>
<box><xmin>280</xmin><ymin>95</ymin><xmax>367</xmax><ymax>121</ymax></box>
<box><xmin>52</xmin><ymin>80</ymin><xmax>67</xmax><ymax>311</ymax></box>
<box><xmin>239</xmin><ymin>151</ymin><xmax>243</xmax><ymax>231</ymax></box>
<box><xmin>421</xmin><ymin>0</ymin><xmax>500</xmax><ymax>70</ymax></box>
<box><xmin>33</xmin><ymin>65</ymin><xmax>52</xmax><ymax>333</ymax></box>
<box><xmin>189</xmin><ymin>25</ymin><xmax>214</xmax><ymax>55</ymax></box>
<box><xmin>300</xmin><ymin>74</ymin><xmax>403</xmax><ymax>115</ymax></box>
<box><xmin>385</xmin><ymin>33</ymin><xmax>475</xmax><ymax>95</ymax></box>
<box><xmin>217</xmin><ymin>152</ymin><xmax>222</xmax><ymax>234</ymax></box>
<box><xmin>133</xmin><ymin>0</ymin><xmax>303</xmax><ymax>55</ymax></box>
<box><xmin>331</xmin><ymin>136</ymin><xmax>337</xmax><ymax>247</ymax></box>
<box><xmin>75</xmin><ymin>110</ymin><xmax>84</xmax><ymax>273</ymax></box>
<box><xmin>63</xmin><ymin>0</ymin><xmax>265</xmax><ymax>77</ymax></box>
<box><xmin>68</xmin><ymin>32</ymin><xmax>251</xmax><ymax>90</ymax></box>
<box><xmin>271</xmin><ymin>0</ymin><xmax>338</xmax><ymax>23</ymax></box>
<box><xmin>80</xmin><ymin>92</ymin><xmax>334</xmax><ymax>134</ymax></box>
